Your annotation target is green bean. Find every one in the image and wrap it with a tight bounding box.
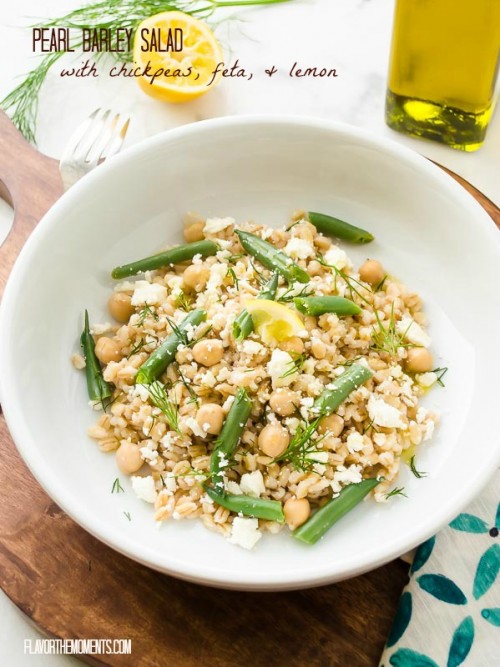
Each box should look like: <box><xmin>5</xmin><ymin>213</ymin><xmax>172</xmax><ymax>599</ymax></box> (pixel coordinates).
<box><xmin>209</xmin><ymin>388</ymin><xmax>253</xmax><ymax>489</ymax></box>
<box><xmin>232</xmin><ymin>272</ymin><xmax>279</xmax><ymax>342</ymax></box>
<box><xmin>294</xmin><ymin>296</ymin><xmax>361</xmax><ymax>317</ymax></box>
<box><xmin>80</xmin><ymin>310</ymin><xmax>113</xmax><ymax>402</ymax></box>
<box><xmin>111</xmin><ymin>240</ymin><xmax>219</xmax><ymax>279</ymax></box>
<box><xmin>312</xmin><ymin>364</ymin><xmax>373</xmax><ymax>417</ymax></box>
<box><xmin>205</xmin><ymin>487</ymin><xmax>285</xmax><ymax>522</ymax></box>
<box><xmin>135</xmin><ymin>309</ymin><xmax>206</xmax><ymax>385</ymax></box>
<box><xmin>308</xmin><ymin>212</ymin><xmax>374</xmax><ymax>244</ymax></box>
<box><xmin>235</xmin><ymin>230</ymin><xmax>310</xmax><ymax>284</ymax></box>
<box><xmin>293</xmin><ymin>478</ymin><xmax>380</xmax><ymax>544</ymax></box>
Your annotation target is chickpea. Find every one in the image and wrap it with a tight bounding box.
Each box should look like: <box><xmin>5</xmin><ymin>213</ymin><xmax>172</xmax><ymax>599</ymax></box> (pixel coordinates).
<box><xmin>359</xmin><ymin>259</ymin><xmax>385</xmax><ymax>285</ymax></box>
<box><xmin>280</xmin><ymin>336</ymin><xmax>304</xmax><ymax>355</ymax></box>
<box><xmin>192</xmin><ymin>339</ymin><xmax>224</xmax><ymax>367</ymax></box>
<box><xmin>95</xmin><ymin>336</ymin><xmax>121</xmax><ymax>364</ymax></box>
<box><xmin>317</xmin><ymin>413</ymin><xmax>344</xmax><ymax>437</ymax></box>
<box><xmin>196</xmin><ymin>403</ymin><xmax>224</xmax><ymax>435</ymax></box>
<box><xmin>183</xmin><ymin>264</ymin><xmax>210</xmax><ymax>291</ymax></box>
<box><xmin>406</xmin><ymin>347</ymin><xmax>433</xmax><ymax>373</ymax></box>
<box><xmin>116</xmin><ymin>441</ymin><xmax>143</xmax><ymax>474</ymax></box>
<box><xmin>183</xmin><ymin>221</ymin><xmax>205</xmax><ymax>243</ymax></box>
<box><xmin>258</xmin><ymin>423</ymin><xmax>290</xmax><ymax>458</ymax></box>
<box><xmin>284</xmin><ymin>497</ymin><xmax>311</xmax><ymax>529</ymax></box>
<box><xmin>108</xmin><ymin>292</ymin><xmax>134</xmax><ymax>323</ymax></box>
<box><xmin>269</xmin><ymin>389</ymin><xmax>299</xmax><ymax>417</ymax></box>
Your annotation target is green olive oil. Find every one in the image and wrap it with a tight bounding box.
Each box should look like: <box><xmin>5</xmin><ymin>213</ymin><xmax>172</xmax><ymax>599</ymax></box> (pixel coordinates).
<box><xmin>386</xmin><ymin>0</ymin><xmax>500</xmax><ymax>151</ymax></box>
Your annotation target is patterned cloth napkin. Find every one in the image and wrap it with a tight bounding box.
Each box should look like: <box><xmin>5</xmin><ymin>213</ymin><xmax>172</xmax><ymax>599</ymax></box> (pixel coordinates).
<box><xmin>379</xmin><ymin>471</ymin><xmax>499</xmax><ymax>667</ymax></box>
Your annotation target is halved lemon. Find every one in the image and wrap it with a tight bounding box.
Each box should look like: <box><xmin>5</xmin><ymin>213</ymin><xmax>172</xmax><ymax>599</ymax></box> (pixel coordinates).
<box><xmin>244</xmin><ymin>299</ymin><xmax>306</xmax><ymax>344</ymax></box>
<box><xmin>133</xmin><ymin>11</ymin><xmax>223</xmax><ymax>103</ymax></box>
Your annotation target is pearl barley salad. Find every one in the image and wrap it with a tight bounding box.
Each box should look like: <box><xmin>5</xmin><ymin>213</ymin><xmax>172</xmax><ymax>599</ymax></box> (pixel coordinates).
<box><xmin>74</xmin><ymin>210</ymin><xmax>441</xmax><ymax>550</ymax></box>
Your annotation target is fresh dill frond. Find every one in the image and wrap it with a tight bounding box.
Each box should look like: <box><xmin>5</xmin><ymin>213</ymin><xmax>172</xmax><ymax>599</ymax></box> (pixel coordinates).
<box><xmin>136</xmin><ymin>304</ymin><xmax>159</xmax><ymax>326</ymax></box>
<box><xmin>371</xmin><ymin>304</ymin><xmax>412</xmax><ymax>357</ymax></box>
<box><xmin>317</xmin><ymin>254</ymin><xmax>373</xmax><ymax>305</ymax></box>
<box><xmin>385</xmin><ymin>486</ymin><xmax>407</xmax><ymax>499</ymax></box>
<box><xmin>111</xmin><ymin>477</ymin><xmax>124</xmax><ymax>494</ymax></box>
<box><xmin>147</xmin><ymin>381</ymin><xmax>181</xmax><ymax>434</ymax></box>
<box><xmin>340</xmin><ymin>355</ymin><xmax>364</xmax><ymax>367</ymax></box>
<box><xmin>176</xmin><ymin>366</ymin><xmax>199</xmax><ymax>407</ymax></box>
<box><xmin>227</xmin><ymin>253</ymin><xmax>245</xmax><ymax>264</ymax></box>
<box><xmin>374</xmin><ymin>275</ymin><xmax>388</xmax><ymax>292</ymax></box>
<box><xmin>432</xmin><ymin>367</ymin><xmax>448</xmax><ymax>387</ymax></box>
<box><xmin>409</xmin><ymin>455</ymin><xmax>427</xmax><ymax>479</ymax></box>
<box><xmin>123</xmin><ymin>511</ymin><xmax>132</xmax><ymax>521</ymax></box>
<box><xmin>226</xmin><ymin>266</ymin><xmax>239</xmax><ymax>289</ymax></box>
<box><xmin>175</xmin><ymin>289</ymin><xmax>194</xmax><ymax>311</ymax></box>
<box><xmin>127</xmin><ymin>338</ymin><xmax>147</xmax><ymax>359</ymax></box>
<box><xmin>362</xmin><ymin>418</ymin><xmax>379</xmax><ymax>434</ymax></box>
<box><xmin>277</xmin><ymin>284</ymin><xmax>313</xmax><ymax>303</ymax></box>
<box><xmin>276</xmin><ymin>417</ymin><xmax>326</xmax><ymax>471</ymax></box>
<box><xmin>189</xmin><ymin>325</ymin><xmax>213</xmax><ymax>347</ymax></box>
<box><xmin>249</xmin><ymin>258</ymin><xmax>267</xmax><ymax>285</ymax></box>
<box><xmin>280</xmin><ymin>352</ymin><xmax>307</xmax><ymax>378</ymax></box>
<box><xmin>165</xmin><ymin>315</ymin><xmax>189</xmax><ymax>344</ymax></box>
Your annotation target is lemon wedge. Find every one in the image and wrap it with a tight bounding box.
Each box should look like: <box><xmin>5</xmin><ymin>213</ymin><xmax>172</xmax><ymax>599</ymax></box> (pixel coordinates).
<box><xmin>244</xmin><ymin>299</ymin><xmax>306</xmax><ymax>344</ymax></box>
<box><xmin>133</xmin><ymin>11</ymin><xmax>223</xmax><ymax>103</ymax></box>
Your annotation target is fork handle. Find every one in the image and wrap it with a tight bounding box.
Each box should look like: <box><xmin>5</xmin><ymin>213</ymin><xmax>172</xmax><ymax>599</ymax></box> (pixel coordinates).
<box><xmin>0</xmin><ymin>111</ymin><xmax>64</xmax><ymax>298</ymax></box>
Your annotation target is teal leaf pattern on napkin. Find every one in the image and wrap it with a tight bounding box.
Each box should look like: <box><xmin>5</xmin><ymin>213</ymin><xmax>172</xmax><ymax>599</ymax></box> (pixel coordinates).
<box><xmin>472</xmin><ymin>544</ymin><xmax>500</xmax><ymax>600</ymax></box>
<box><xmin>495</xmin><ymin>502</ymin><xmax>500</xmax><ymax>528</ymax></box>
<box><xmin>449</xmin><ymin>513</ymin><xmax>489</xmax><ymax>534</ymax></box>
<box><xmin>411</xmin><ymin>536</ymin><xmax>435</xmax><ymax>574</ymax></box>
<box><xmin>417</xmin><ymin>574</ymin><xmax>467</xmax><ymax>605</ymax></box>
<box><xmin>389</xmin><ymin>648</ymin><xmax>439</xmax><ymax>667</ymax></box>
<box><xmin>387</xmin><ymin>592</ymin><xmax>412</xmax><ymax>648</ymax></box>
<box><xmin>447</xmin><ymin>616</ymin><xmax>474</xmax><ymax>667</ymax></box>
<box><xmin>480</xmin><ymin>608</ymin><xmax>500</xmax><ymax>627</ymax></box>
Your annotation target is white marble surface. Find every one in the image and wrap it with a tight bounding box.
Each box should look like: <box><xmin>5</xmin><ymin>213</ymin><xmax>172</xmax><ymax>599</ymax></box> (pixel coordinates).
<box><xmin>0</xmin><ymin>0</ymin><xmax>498</xmax><ymax>664</ymax></box>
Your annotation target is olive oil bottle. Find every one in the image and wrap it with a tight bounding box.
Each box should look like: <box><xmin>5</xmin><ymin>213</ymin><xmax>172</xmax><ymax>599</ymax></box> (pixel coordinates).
<box><xmin>386</xmin><ymin>0</ymin><xmax>500</xmax><ymax>151</ymax></box>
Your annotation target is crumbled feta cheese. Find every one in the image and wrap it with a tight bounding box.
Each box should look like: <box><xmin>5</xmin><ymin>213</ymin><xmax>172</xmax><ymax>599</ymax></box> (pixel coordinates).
<box><xmin>114</xmin><ymin>281</ymin><xmax>135</xmax><ymax>293</ymax></box>
<box><xmin>417</xmin><ymin>372</ymin><xmax>438</xmax><ymax>388</ymax></box>
<box><xmin>332</xmin><ymin>464</ymin><xmax>363</xmax><ymax>489</ymax></box>
<box><xmin>184</xmin><ymin>417</ymin><xmax>206</xmax><ymax>437</ymax></box>
<box><xmin>347</xmin><ymin>431</ymin><xmax>365</xmax><ymax>453</ymax></box>
<box><xmin>140</xmin><ymin>441</ymin><xmax>159</xmax><ymax>464</ymax></box>
<box><xmin>423</xmin><ymin>420</ymin><xmax>435</xmax><ymax>441</ymax></box>
<box><xmin>131</xmin><ymin>475</ymin><xmax>157</xmax><ymax>503</ymax></box>
<box><xmin>324</xmin><ymin>245</ymin><xmax>351</xmax><ymax>270</ymax></box>
<box><xmin>199</xmin><ymin>370</ymin><xmax>217</xmax><ymax>388</ymax></box>
<box><xmin>206</xmin><ymin>263</ymin><xmax>228</xmax><ymax>294</ymax></box>
<box><xmin>228</xmin><ymin>517</ymin><xmax>262</xmax><ymax>550</ymax></box>
<box><xmin>131</xmin><ymin>280</ymin><xmax>167</xmax><ymax>306</ymax></box>
<box><xmin>239</xmin><ymin>470</ymin><xmax>266</xmax><ymax>498</ymax></box>
<box><xmin>284</xmin><ymin>417</ymin><xmax>300</xmax><ymax>435</ymax></box>
<box><xmin>71</xmin><ymin>353</ymin><xmax>86</xmax><ymax>370</ymax></box>
<box><xmin>222</xmin><ymin>395</ymin><xmax>235</xmax><ymax>412</ymax></box>
<box><xmin>242</xmin><ymin>340</ymin><xmax>264</xmax><ymax>356</ymax></box>
<box><xmin>368</xmin><ymin>395</ymin><xmax>404</xmax><ymax>428</ymax></box>
<box><xmin>163</xmin><ymin>473</ymin><xmax>177</xmax><ymax>494</ymax></box>
<box><xmin>267</xmin><ymin>349</ymin><xmax>296</xmax><ymax>389</ymax></box>
<box><xmin>299</xmin><ymin>396</ymin><xmax>314</xmax><ymax>420</ymax></box>
<box><xmin>160</xmin><ymin>432</ymin><xmax>178</xmax><ymax>450</ymax></box>
<box><xmin>204</xmin><ymin>217</ymin><xmax>235</xmax><ymax>234</ymax></box>
<box><xmin>90</xmin><ymin>322</ymin><xmax>113</xmax><ymax>335</ymax></box>
<box><xmin>130</xmin><ymin>384</ymin><xmax>150</xmax><ymax>402</ymax></box>
<box><xmin>306</xmin><ymin>451</ymin><xmax>329</xmax><ymax>463</ymax></box>
<box><xmin>416</xmin><ymin>407</ymin><xmax>428</xmax><ymax>424</ymax></box>
<box><xmin>284</xmin><ymin>237</ymin><xmax>315</xmax><ymax>260</ymax></box>
<box><xmin>226</xmin><ymin>481</ymin><xmax>243</xmax><ymax>495</ymax></box>
<box><xmin>397</xmin><ymin>316</ymin><xmax>431</xmax><ymax>348</ymax></box>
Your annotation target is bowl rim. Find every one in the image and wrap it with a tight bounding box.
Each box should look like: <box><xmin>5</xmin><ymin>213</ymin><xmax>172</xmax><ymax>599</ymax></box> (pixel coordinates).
<box><xmin>1</xmin><ymin>114</ymin><xmax>500</xmax><ymax>590</ymax></box>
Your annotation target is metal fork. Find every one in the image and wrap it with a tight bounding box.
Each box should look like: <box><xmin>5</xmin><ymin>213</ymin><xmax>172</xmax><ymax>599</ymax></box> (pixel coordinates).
<box><xmin>59</xmin><ymin>108</ymin><xmax>130</xmax><ymax>190</ymax></box>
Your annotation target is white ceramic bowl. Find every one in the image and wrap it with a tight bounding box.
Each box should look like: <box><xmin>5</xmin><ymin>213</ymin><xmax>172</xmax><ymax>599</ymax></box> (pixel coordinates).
<box><xmin>1</xmin><ymin>117</ymin><xmax>500</xmax><ymax>591</ymax></box>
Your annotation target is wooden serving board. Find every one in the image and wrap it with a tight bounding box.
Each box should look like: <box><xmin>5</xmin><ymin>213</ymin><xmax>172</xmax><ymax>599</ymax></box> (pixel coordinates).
<box><xmin>0</xmin><ymin>110</ymin><xmax>498</xmax><ymax>667</ymax></box>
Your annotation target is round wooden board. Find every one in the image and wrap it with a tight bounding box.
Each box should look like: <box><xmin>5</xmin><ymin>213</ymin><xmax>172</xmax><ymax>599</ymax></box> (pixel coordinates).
<box><xmin>0</xmin><ymin>110</ymin><xmax>498</xmax><ymax>666</ymax></box>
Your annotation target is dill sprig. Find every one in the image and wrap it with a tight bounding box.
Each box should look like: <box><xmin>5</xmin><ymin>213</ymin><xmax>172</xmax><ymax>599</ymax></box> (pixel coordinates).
<box><xmin>432</xmin><ymin>367</ymin><xmax>448</xmax><ymax>387</ymax></box>
<box><xmin>175</xmin><ymin>289</ymin><xmax>194</xmax><ymax>311</ymax></box>
<box><xmin>2</xmin><ymin>0</ymin><xmax>295</xmax><ymax>143</ymax></box>
<box><xmin>317</xmin><ymin>254</ymin><xmax>373</xmax><ymax>305</ymax></box>
<box><xmin>385</xmin><ymin>486</ymin><xmax>407</xmax><ymax>499</ymax></box>
<box><xmin>409</xmin><ymin>455</ymin><xmax>427</xmax><ymax>479</ymax></box>
<box><xmin>280</xmin><ymin>352</ymin><xmax>307</xmax><ymax>378</ymax></box>
<box><xmin>226</xmin><ymin>266</ymin><xmax>239</xmax><ymax>289</ymax></box>
<box><xmin>277</xmin><ymin>284</ymin><xmax>313</xmax><ymax>303</ymax></box>
<box><xmin>123</xmin><ymin>511</ymin><xmax>132</xmax><ymax>521</ymax></box>
<box><xmin>176</xmin><ymin>365</ymin><xmax>199</xmax><ymax>406</ymax></box>
<box><xmin>147</xmin><ymin>381</ymin><xmax>181</xmax><ymax>434</ymax></box>
<box><xmin>276</xmin><ymin>417</ymin><xmax>326</xmax><ymax>471</ymax></box>
<box><xmin>371</xmin><ymin>304</ymin><xmax>412</xmax><ymax>357</ymax></box>
<box><xmin>136</xmin><ymin>304</ymin><xmax>159</xmax><ymax>326</ymax></box>
<box><xmin>111</xmin><ymin>477</ymin><xmax>125</xmax><ymax>493</ymax></box>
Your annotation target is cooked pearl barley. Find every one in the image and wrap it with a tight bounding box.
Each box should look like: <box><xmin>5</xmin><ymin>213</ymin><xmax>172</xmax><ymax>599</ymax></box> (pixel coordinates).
<box><xmin>359</xmin><ymin>259</ymin><xmax>385</xmax><ymax>285</ymax></box>
<box><xmin>280</xmin><ymin>336</ymin><xmax>304</xmax><ymax>355</ymax></box>
<box><xmin>406</xmin><ymin>347</ymin><xmax>433</xmax><ymax>373</ymax></box>
<box><xmin>95</xmin><ymin>337</ymin><xmax>121</xmax><ymax>364</ymax></box>
<box><xmin>108</xmin><ymin>292</ymin><xmax>134</xmax><ymax>323</ymax></box>
<box><xmin>269</xmin><ymin>389</ymin><xmax>299</xmax><ymax>417</ymax></box>
<box><xmin>258</xmin><ymin>424</ymin><xmax>290</xmax><ymax>458</ymax></box>
<box><xmin>284</xmin><ymin>497</ymin><xmax>311</xmax><ymax>529</ymax></box>
<box><xmin>192</xmin><ymin>339</ymin><xmax>224</xmax><ymax>367</ymax></box>
<box><xmin>183</xmin><ymin>264</ymin><xmax>210</xmax><ymax>291</ymax></box>
<box><xmin>196</xmin><ymin>403</ymin><xmax>224</xmax><ymax>435</ymax></box>
<box><xmin>116</xmin><ymin>441</ymin><xmax>143</xmax><ymax>474</ymax></box>
<box><xmin>317</xmin><ymin>413</ymin><xmax>344</xmax><ymax>437</ymax></box>
<box><xmin>183</xmin><ymin>221</ymin><xmax>205</xmax><ymax>243</ymax></box>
